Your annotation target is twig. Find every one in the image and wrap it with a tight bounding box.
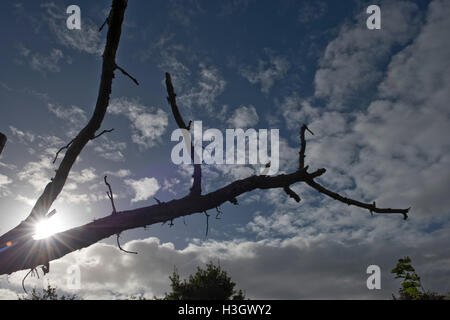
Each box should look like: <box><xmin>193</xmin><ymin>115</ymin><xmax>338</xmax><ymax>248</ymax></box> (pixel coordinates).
<box><xmin>0</xmin><ymin>133</ymin><xmax>6</xmax><ymax>157</ymax></box>
<box><xmin>115</xmin><ymin>64</ymin><xmax>139</xmax><ymax>86</ymax></box>
<box><xmin>52</xmin><ymin>138</ymin><xmax>75</xmax><ymax>164</ymax></box>
<box><xmin>299</xmin><ymin>124</ymin><xmax>314</xmax><ymax>169</ymax></box>
<box><xmin>165</xmin><ymin>72</ymin><xmax>201</xmax><ymax>196</ymax></box>
<box><xmin>284</xmin><ymin>186</ymin><xmax>301</xmax><ymax>202</ymax></box>
<box><xmin>104</xmin><ymin>176</ymin><xmax>117</xmax><ymax>214</ymax></box>
<box><xmin>305</xmin><ymin>178</ymin><xmax>410</xmax><ymax>220</ymax></box>
<box><xmin>21</xmin><ymin>268</ymin><xmax>34</xmax><ymax>294</ymax></box>
<box><xmin>204</xmin><ymin>211</ymin><xmax>210</xmax><ymax>238</ymax></box>
<box><xmin>92</xmin><ymin>128</ymin><xmax>114</xmax><ymax>140</ymax></box>
<box><xmin>116</xmin><ymin>233</ymin><xmax>137</xmax><ymax>255</ymax></box>
<box><xmin>216</xmin><ymin>207</ymin><xmax>222</xmax><ymax>219</ymax></box>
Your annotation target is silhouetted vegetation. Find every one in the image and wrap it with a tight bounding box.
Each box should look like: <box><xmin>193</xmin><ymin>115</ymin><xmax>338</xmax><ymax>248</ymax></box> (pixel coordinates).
<box><xmin>392</xmin><ymin>257</ymin><xmax>446</xmax><ymax>300</ymax></box>
<box><xmin>161</xmin><ymin>262</ymin><xmax>245</xmax><ymax>300</ymax></box>
<box><xmin>19</xmin><ymin>284</ymin><xmax>79</xmax><ymax>300</ymax></box>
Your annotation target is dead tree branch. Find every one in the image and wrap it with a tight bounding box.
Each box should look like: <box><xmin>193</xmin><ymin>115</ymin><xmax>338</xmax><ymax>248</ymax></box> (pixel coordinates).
<box><xmin>0</xmin><ymin>0</ymin><xmax>410</xmax><ymax>277</ymax></box>
<box><xmin>93</xmin><ymin>128</ymin><xmax>114</xmax><ymax>140</ymax></box>
<box><xmin>0</xmin><ymin>0</ymin><xmax>129</xmax><ymax>262</ymax></box>
<box><xmin>115</xmin><ymin>64</ymin><xmax>139</xmax><ymax>86</ymax></box>
<box><xmin>0</xmin><ymin>133</ymin><xmax>6</xmax><ymax>157</ymax></box>
<box><xmin>104</xmin><ymin>176</ymin><xmax>117</xmax><ymax>214</ymax></box>
<box><xmin>52</xmin><ymin>138</ymin><xmax>75</xmax><ymax>164</ymax></box>
<box><xmin>116</xmin><ymin>233</ymin><xmax>137</xmax><ymax>255</ymax></box>
<box><xmin>165</xmin><ymin>72</ymin><xmax>201</xmax><ymax>196</ymax></box>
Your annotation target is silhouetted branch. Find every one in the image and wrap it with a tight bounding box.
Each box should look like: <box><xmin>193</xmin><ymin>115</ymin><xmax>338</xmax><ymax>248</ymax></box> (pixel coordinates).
<box><xmin>52</xmin><ymin>138</ymin><xmax>74</xmax><ymax>164</ymax></box>
<box><xmin>104</xmin><ymin>176</ymin><xmax>117</xmax><ymax>214</ymax></box>
<box><xmin>305</xmin><ymin>179</ymin><xmax>410</xmax><ymax>220</ymax></box>
<box><xmin>115</xmin><ymin>64</ymin><xmax>139</xmax><ymax>86</ymax></box>
<box><xmin>116</xmin><ymin>233</ymin><xmax>137</xmax><ymax>255</ymax></box>
<box><xmin>93</xmin><ymin>128</ymin><xmax>114</xmax><ymax>139</ymax></box>
<box><xmin>165</xmin><ymin>72</ymin><xmax>201</xmax><ymax>196</ymax></box>
<box><xmin>284</xmin><ymin>186</ymin><xmax>301</xmax><ymax>202</ymax></box>
<box><xmin>0</xmin><ymin>133</ymin><xmax>6</xmax><ymax>157</ymax></box>
<box><xmin>0</xmin><ymin>0</ymin><xmax>410</xmax><ymax>277</ymax></box>
<box><xmin>204</xmin><ymin>211</ymin><xmax>210</xmax><ymax>238</ymax></box>
<box><xmin>0</xmin><ymin>0</ymin><xmax>129</xmax><ymax>262</ymax></box>
<box><xmin>299</xmin><ymin>124</ymin><xmax>314</xmax><ymax>169</ymax></box>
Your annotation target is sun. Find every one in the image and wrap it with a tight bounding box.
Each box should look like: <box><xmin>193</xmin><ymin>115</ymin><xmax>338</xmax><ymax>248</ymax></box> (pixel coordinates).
<box><xmin>33</xmin><ymin>217</ymin><xmax>65</xmax><ymax>240</ymax></box>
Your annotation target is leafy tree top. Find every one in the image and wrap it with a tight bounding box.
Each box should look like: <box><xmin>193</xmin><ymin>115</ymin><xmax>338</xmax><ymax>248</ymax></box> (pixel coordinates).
<box><xmin>163</xmin><ymin>262</ymin><xmax>245</xmax><ymax>300</ymax></box>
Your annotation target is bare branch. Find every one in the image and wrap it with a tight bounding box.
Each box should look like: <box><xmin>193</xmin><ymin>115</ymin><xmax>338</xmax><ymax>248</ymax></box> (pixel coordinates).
<box><xmin>104</xmin><ymin>176</ymin><xmax>117</xmax><ymax>214</ymax></box>
<box><xmin>305</xmin><ymin>178</ymin><xmax>409</xmax><ymax>220</ymax></box>
<box><xmin>165</xmin><ymin>72</ymin><xmax>201</xmax><ymax>196</ymax></box>
<box><xmin>0</xmin><ymin>133</ymin><xmax>7</xmax><ymax>157</ymax></box>
<box><xmin>115</xmin><ymin>64</ymin><xmax>139</xmax><ymax>86</ymax></box>
<box><xmin>204</xmin><ymin>211</ymin><xmax>210</xmax><ymax>238</ymax></box>
<box><xmin>92</xmin><ymin>128</ymin><xmax>114</xmax><ymax>140</ymax></box>
<box><xmin>116</xmin><ymin>233</ymin><xmax>137</xmax><ymax>255</ymax></box>
<box><xmin>52</xmin><ymin>138</ymin><xmax>74</xmax><ymax>164</ymax></box>
<box><xmin>284</xmin><ymin>186</ymin><xmax>301</xmax><ymax>202</ymax></box>
<box><xmin>0</xmin><ymin>0</ymin><xmax>129</xmax><ymax>256</ymax></box>
<box><xmin>299</xmin><ymin>124</ymin><xmax>314</xmax><ymax>169</ymax></box>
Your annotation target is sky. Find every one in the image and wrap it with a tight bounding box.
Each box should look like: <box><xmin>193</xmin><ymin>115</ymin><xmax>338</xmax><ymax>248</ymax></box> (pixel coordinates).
<box><xmin>0</xmin><ymin>0</ymin><xmax>449</xmax><ymax>299</ymax></box>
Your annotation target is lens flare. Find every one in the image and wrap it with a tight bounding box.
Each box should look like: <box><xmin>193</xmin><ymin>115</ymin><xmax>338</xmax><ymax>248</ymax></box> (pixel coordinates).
<box><xmin>33</xmin><ymin>217</ymin><xmax>64</xmax><ymax>240</ymax></box>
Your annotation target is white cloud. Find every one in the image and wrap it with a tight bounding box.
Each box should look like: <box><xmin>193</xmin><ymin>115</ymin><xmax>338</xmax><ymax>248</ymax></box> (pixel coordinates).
<box><xmin>227</xmin><ymin>105</ymin><xmax>259</xmax><ymax>128</ymax></box>
<box><xmin>105</xmin><ymin>169</ymin><xmax>132</xmax><ymax>179</ymax></box>
<box><xmin>41</xmin><ymin>3</ymin><xmax>104</xmax><ymax>55</ymax></box>
<box><xmin>47</xmin><ymin>104</ymin><xmax>87</xmax><ymax>134</ymax></box>
<box><xmin>2</xmin><ymin>230</ymin><xmax>450</xmax><ymax>299</ymax></box>
<box><xmin>0</xmin><ymin>174</ymin><xmax>12</xmax><ymax>197</ymax></box>
<box><xmin>93</xmin><ymin>137</ymin><xmax>127</xmax><ymax>162</ymax></box>
<box><xmin>9</xmin><ymin>126</ymin><xmax>35</xmax><ymax>144</ymax></box>
<box><xmin>314</xmin><ymin>0</ymin><xmax>421</xmax><ymax>108</ymax></box>
<box><xmin>179</xmin><ymin>63</ymin><xmax>227</xmax><ymax>114</ymax></box>
<box><xmin>69</xmin><ymin>168</ymin><xmax>97</xmax><ymax>184</ymax></box>
<box><xmin>125</xmin><ymin>177</ymin><xmax>160</xmax><ymax>203</ymax></box>
<box><xmin>109</xmin><ymin>98</ymin><xmax>168</xmax><ymax>150</ymax></box>
<box><xmin>17</xmin><ymin>44</ymin><xmax>64</xmax><ymax>74</ymax></box>
<box><xmin>240</xmin><ymin>54</ymin><xmax>289</xmax><ymax>93</ymax></box>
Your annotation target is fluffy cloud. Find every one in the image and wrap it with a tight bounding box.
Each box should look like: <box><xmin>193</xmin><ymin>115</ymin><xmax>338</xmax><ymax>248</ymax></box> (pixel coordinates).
<box><xmin>17</xmin><ymin>44</ymin><xmax>65</xmax><ymax>74</ymax></box>
<box><xmin>125</xmin><ymin>177</ymin><xmax>160</xmax><ymax>203</ymax></box>
<box><xmin>314</xmin><ymin>0</ymin><xmax>421</xmax><ymax>108</ymax></box>
<box><xmin>0</xmin><ymin>174</ymin><xmax>12</xmax><ymax>197</ymax></box>
<box><xmin>93</xmin><ymin>137</ymin><xmax>127</xmax><ymax>163</ymax></box>
<box><xmin>47</xmin><ymin>104</ymin><xmax>87</xmax><ymax>135</ymax></box>
<box><xmin>241</xmin><ymin>55</ymin><xmax>290</xmax><ymax>93</ymax></box>
<box><xmin>41</xmin><ymin>3</ymin><xmax>104</xmax><ymax>55</ymax></box>
<box><xmin>109</xmin><ymin>98</ymin><xmax>169</xmax><ymax>150</ymax></box>
<box><xmin>179</xmin><ymin>63</ymin><xmax>227</xmax><ymax>114</ymax></box>
<box><xmin>2</xmin><ymin>229</ymin><xmax>450</xmax><ymax>300</ymax></box>
<box><xmin>227</xmin><ymin>105</ymin><xmax>259</xmax><ymax>128</ymax></box>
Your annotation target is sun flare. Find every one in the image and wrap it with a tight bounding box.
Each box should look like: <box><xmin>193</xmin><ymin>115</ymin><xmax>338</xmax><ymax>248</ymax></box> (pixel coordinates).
<box><xmin>33</xmin><ymin>218</ymin><xmax>64</xmax><ymax>240</ymax></box>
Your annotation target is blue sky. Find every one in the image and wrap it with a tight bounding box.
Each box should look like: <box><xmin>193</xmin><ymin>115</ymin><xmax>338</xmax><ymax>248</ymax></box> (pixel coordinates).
<box><xmin>1</xmin><ymin>0</ymin><xmax>450</xmax><ymax>299</ymax></box>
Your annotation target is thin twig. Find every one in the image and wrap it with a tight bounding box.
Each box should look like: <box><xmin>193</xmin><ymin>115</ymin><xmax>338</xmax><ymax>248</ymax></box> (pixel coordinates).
<box><xmin>305</xmin><ymin>178</ymin><xmax>410</xmax><ymax>220</ymax></box>
<box><xmin>0</xmin><ymin>133</ymin><xmax>7</xmax><ymax>157</ymax></box>
<box><xmin>52</xmin><ymin>138</ymin><xmax>75</xmax><ymax>164</ymax></box>
<box><xmin>299</xmin><ymin>124</ymin><xmax>314</xmax><ymax>169</ymax></box>
<box><xmin>115</xmin><ymin>64</ymin><xmax>139</xmax><ymax>86</ymax></box>
<box><xmin>284</xmin><ymin>186</ymin><xmax>301</xmax><ymax>202</ymax></box>
<box><xmin>204</xmin><ymin>211</ymin><xmax>210</xmax><ymax>238</ymax></box>
<box><xmin>22</xmin><ymin>268</ymin><xmax>34</xmax><ymax>294</ymax></box>
<box><xmin>92</xmin><ymin>128</ymin><xmax>114</xmax><ymax>140</ymax></box>
<box><xmin>104</xmin><ymin>176</ymin><xmax>117</xmax><ymax>214</ymax></box>
<box><xmin>116</xmin><ymin>233</ymin><xmax>137</xmax><ymax>255</ymax></box>
<box><xmin>165</xmin><ymin>72</ymin><xmax>201</xmax><ymax>196</ymax></box>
